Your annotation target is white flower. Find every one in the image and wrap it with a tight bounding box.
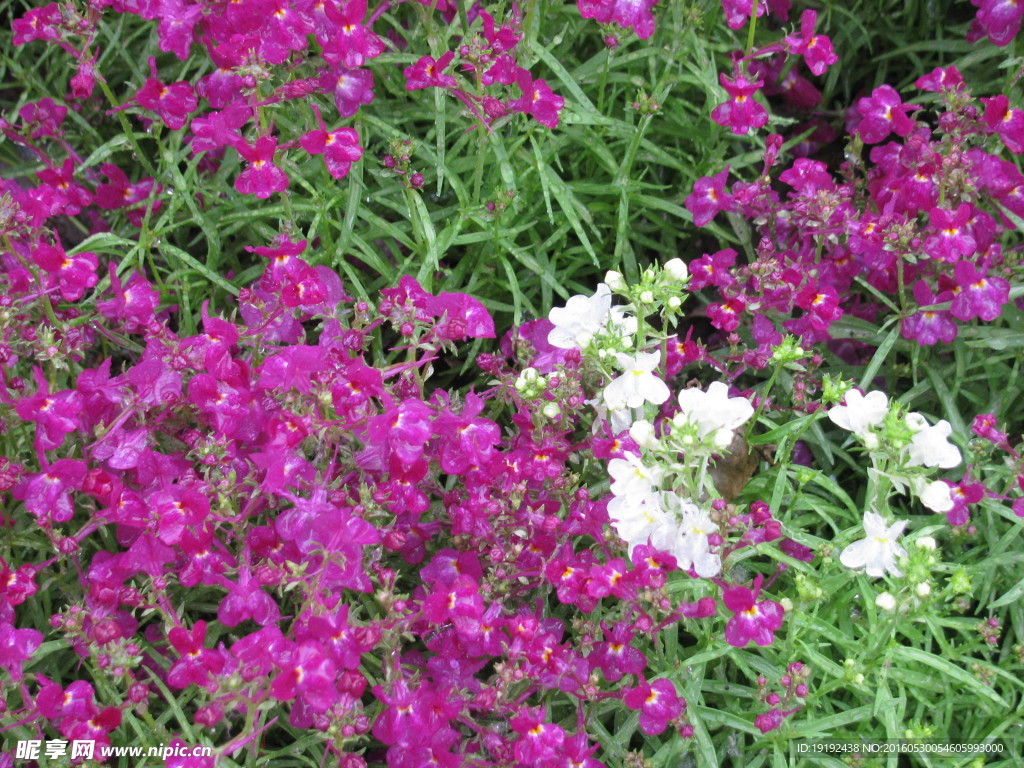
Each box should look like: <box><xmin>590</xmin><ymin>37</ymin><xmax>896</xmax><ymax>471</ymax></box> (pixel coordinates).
<box><xmin>905</xmin><ymin>413</ymin><xmax>961</xmax><ymax>469</ymax></box>
<box><xmin>675</xmin><ymin>381</ymin><xmax>754</xmax><ymax>449</ymax></box>
<box><xmin>672</xmin><ymin>499</ymin><xmax>722</xmax><ymax>577</ymax></box>
<box><xmin>914</xmin><ymin>478</ymin><xmax>954</xmax><ymax>513</ymax></box>
<box><xmin>604</xmin><ymin>351</ymin><xmax>670</xmax><ymax>411</ymax></box>
<box><xmin>608</xmin><ymin>493</ymin><xmax>674</xmax><ymax>555</ymax></box>
<box><xmin>547</xmin><ymin>283</ymin><xmax>613</xmax><ymax>350</ymax></box>
<box><xmin>663</xmin><ymin>258</ymin><xmax>689</xmax><ymax>282</ymax></box>
<box><xmin>608</xmin><ymin>408</ymin><xmax>633</xmax><ymax>435</ymax></box>
<box><xmin>628</xmin><ymin>420</ymin><xmax>659</xmax><ymax>449</ymax></box>
<box><xmin>840</xmin><ymin>510</ymin><xmax>908</xmax><ymax>578</ymax></box>
<box><xmin>608</xmin><ymin>452</ymin><xmax>663</xmax><ymax>498</ymax></box>
<box><xmin>828</xmin><ymin>390</ymin><xmax>888</xmax><ymax>447</ymax></box>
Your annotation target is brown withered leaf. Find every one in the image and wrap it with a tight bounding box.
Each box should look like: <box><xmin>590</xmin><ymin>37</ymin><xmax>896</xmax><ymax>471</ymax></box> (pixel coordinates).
<box><xmin>708</xmin><ymin>432</ymin><xmax>760</xmax><ymax>502</ymax></box>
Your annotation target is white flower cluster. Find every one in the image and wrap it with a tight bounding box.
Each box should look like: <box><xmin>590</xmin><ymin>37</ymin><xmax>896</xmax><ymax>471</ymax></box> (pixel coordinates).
<box><xmin>546</xmin><ymin>268</ymin><xmax>754</xmax><ymax>577</ymax></box>
<box><xmin>604</xmin><ymin>382</ymin><xmax>755</xmax><ymax>575</ymax></box>
<box><xmin>827</xmin><ymin>389</ymin><xmax>961</xmax><ymax>514</ymax></box>
<box><xmin>547</xmin><ymin>283</ymin><xmax>636</xmax><ymax>351</ymax></box>
<box><xmin>606</xmin><ymin>453</ymin><xmax>721</xmax><ymax>577</ymax></box>
<box><xmin>828</xmin><ymin>388</ymin><xmax>963</xmax><ymax>579</ymax></box>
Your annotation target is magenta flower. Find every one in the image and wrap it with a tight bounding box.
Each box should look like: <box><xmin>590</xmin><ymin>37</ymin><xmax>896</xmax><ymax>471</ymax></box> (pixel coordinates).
<box><xmin>510</xmin><ymin>708</ymin><xmax>567</xmax><ymax>762</ymax></box>
<box><xmin>372</xmin><ymin>679</ymin><xmax>436</xmax><ymax>746</ymax></box>
<box><xmin>785</xmin><ymin>10</ymin><xmax>838</xmax><ymax>76</ymax></box>
<box><xmin>14</xmin><ymin>369</ymin><xmax>83</xmax><ymax>451</ymax></box>
<box><xmin>0</xmin><ymin>559</ymin><xmax>37</xmax><ymax>605</ymax></box>
<box><xmin>969</xmin><ymin>0</ymin><xmax>1024</xmax><ymax>46</ymax></box>
<box><xmin>779</xmin><ymin>158</ymin><xmax>834</xmax><ymax>197</ymax></box>
<box><xmin>93</xmin><ymin>163</ymin><xmax>162</xmax><ymax>226</ymax></box>
<box><xmin>135</xmin><ymin>73</ymin><xmax>197</xmax><ymax>131</ymax></box>
<box><xmin>711</xmin><ymin>73</ymin><xmax>768</xmax><ymax>135</ymax></box>
<box><xmin>510</xmin><ymin>68</ymin><xmax>565</xmax><ymax>129</ymax></box>
<box><xmin>33</xmin><ymin>243</ymin><xmax>98</xmax><ymax>301</ymax></box>
<box><xmin>794</xmin><ymin>282</ymin><xmax>842</xmax><ymax>331</ymax></box>
<box><xmin>404</xmin><ymin>52</ymin><xmax>458</xmax><ymax>90</ymax></box>
<box><xmin>902</xmin><ymin>281</ymin><xmax>958</xmax><ymax>346</ymax></box>
<box><xmin>721</xmin><ymin>0</ymin><xmax>763</xmax><ymax>29</ymax></box>
<box><xmin>590</xmin><ymin>622</ymin><xmax>647</xmax><ymax>681</ymax></box>
<box><xmin>707</xmin><ymin>295</ymin><xmax>745</xmax><ymax>332</ymax></box>
<box><xmin>722</xmin><ymin>575</ymin><xmax>784</xmax><ymax>647</ymax></box>
<box><xmin>577</xmin><ymin>0</ymin><xmax>660</xmax><ymax>40</ymax></box>
<box><xmin>924</xmin><ymin>204</ymin><xmax>977</xmax><ymax>262</ymax></box>
<box><xmin>972</xmin><ymin>413</ymin><xmax>1008</xmax><ymax>447</ymax></box>
<box><xmin>11</xmin><ymin>3</ymin><xmax>62</xmax><ymax>46</ymax></box>
<box><xmin>322</xmin><ymin>0</ymin><xmax>385</xmax><ymax>68</ymax></box>
<box><xmin>300</xmin><ymin>127</ymin><xmax>363</xmax><ymax>179</ymax></box>
<box><xmin>685</xmin><ymin>169</ymin><xmax>734</xmax><ymax>227</ymax></box>
<box><xmin>950</xmin><ymin>261</ymin><xmax>1010</xmax><ymax>322</ymax></box>
<box><xmin>623</xmin><ymin>677</ymin><xmax>683</xmax><ymax>735</ymax></box>
<box><xmin>36</xmin><ymin>159</ymin><xmax>92</xmax><ymax>216</ymax></box>
<box><xmin>271</xmin><ymin>642</ymin><xmax>338</xmax><ymax>712</ymax></box>
<box><xmin>481</xmin><ymin>53</ymin><xmax>518</xmax><ymax>86</ymax></box>
<box><xmin>195</xmin><ymin>39</ymin><xmax>249</xmax><ymax>109</ymax></box>
<box><xmin>235</xmin><ymin>136</ymin><xmax>289</xmax><ymax>199</ymax></box>
<box><xmin>855</xmin><ymin>85</ymin><xmax>915</xmax><ymax>144</ymax></box>
<box><xmin>96</xmin><ymin>266</ymin><xmax>161</xmax><ymax>332</ymax></box>
<box><xmin>0</xmin><ymin>622</ymin><xmax>41</xmax><ymax>682</ymax></box>
<box><xmin>945</xmin><ymin>478</ymin><xmax>985</xmax><ymax>526</ymax></box>
<box><xmin>36</xmin><ymin>680</ymin><xmax>98</xmax><ymax>721</ymax></box>
<box><xmin>218</xmin><ymin>566</ymin><xmax>281</xmax><ymax>627</ymax></box>
<box><xmin>755</xmin><ymin>708</ymin><xmax>785</xmax><ymax>733</ymax></box>
<box><xmin>19</xmin><ymin>97</ymin><xmax>67</xmax><ymax>138</ymax></box>
<box><xmin>190</xmin><ymin>103</ymin><xmax>250</xmax><ymax>155</ymax></box>
<box><xmin>257</xmin><ymin>0</ymin><xmax>314</xmax><ymax>65</ymax></box>
<box><xmin>981</xmin><ymin>95</ymin><xmax>1024</xmax><ymax>155</ymax></box>
<box><xmin>12</xmin><ymin>459</ymin><xmax>86</xmax><ymax>522</ymax></box>
<box><xmin>915</xmin><ymin>65</ymin><xmax>965</xmax><ymax>93</ymax></box>
<box><xmin>156</xmin><ymin>0</ymin><xmax>202</xmax><ymax>60</ymax></box>
<box><xmin>325</xmin><ymin>67</ymin><xmax>375</xmax><ymax>117</ymax></box>
<box><xmin>167</xmin><ymin>621</ymin><xmax>225</xmax><ymax>690</ymax></box>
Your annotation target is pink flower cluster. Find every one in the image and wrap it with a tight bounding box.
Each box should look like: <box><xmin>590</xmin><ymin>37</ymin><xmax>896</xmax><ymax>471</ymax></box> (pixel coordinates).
<box><xmin>404</xmin><ymin>8</ymin><xmax>565</xmax><ymax>129</ymax></box>
<box><xmin>11</xmin><ymin>0</ymin><xmax>564</xmax><ymax>206</ymax></box>
<box><xmin>0</xmin><ymin>143</ymin><xmax>809</xmax><ymax>762</ymax></box>
<box><xmin>685</xmin><ymin>67</ymin><xmax>1020</xmax><ymax>356</ymax></box>
<box><xmin>710</xmin><ymin>9</ymin><xmax>839</xmax><ymax>135</ymax></box>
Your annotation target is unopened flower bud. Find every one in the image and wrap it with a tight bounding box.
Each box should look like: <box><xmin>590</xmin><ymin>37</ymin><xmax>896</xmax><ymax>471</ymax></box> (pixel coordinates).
<box><xmin>667</xmin><ymin>296</ymin><xmax>682</xmax><ymax>309</ymax></box>
<box><xmin>875</xmin><ymin>592</ymin><xmax>897</xmax><ymax>611</ymax></box>
<box><xmin>663</xmin><ymin>257</ymin><xmax>689</xmax><ymax>282</ymax></box>
<box><xmin>542</xmin><ymin>402</ymin><xmax>561</xmax><ymax>419</ymax></box>
<box><xmin>604</xmin><ymin>270</ymin><xmax>625</xmax><ymax>290</ymax></box>
<box><xmin>915</xmin><ymin>536</ymin><xmax>937</xmax><ymax>550</ymax></box>
<box><xmin>915</xmin><ymin>582</ymin><xmax>932</xmax><ymax>598</ymax></box>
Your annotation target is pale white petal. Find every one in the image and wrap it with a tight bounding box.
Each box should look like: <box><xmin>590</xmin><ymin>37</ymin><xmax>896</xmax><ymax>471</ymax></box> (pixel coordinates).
<box><xmin>840</xmin><ymin>539</ymin><xmax>871</xmax><ymax>570</ymax></box>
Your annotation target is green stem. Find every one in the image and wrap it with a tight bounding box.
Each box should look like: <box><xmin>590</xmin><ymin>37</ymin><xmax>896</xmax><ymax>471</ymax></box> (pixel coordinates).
<box><xmin>746</xmin><ymin>364</ymin><xmax>781</xmax><ymax>442</ymax></box>
<box><xmin>95</xmin><ymin>77</ymin><xmax>159</xmax><ymax>180</ymax></box>
<box><xmin>745</xmin><ymin>0</ymin><xmax>759</xmax><ymax>54</ymax></box>
<box><xmin>597</xmin><ymin>54</ymin><xmax>611</xmax><ymax>115</ymax></box>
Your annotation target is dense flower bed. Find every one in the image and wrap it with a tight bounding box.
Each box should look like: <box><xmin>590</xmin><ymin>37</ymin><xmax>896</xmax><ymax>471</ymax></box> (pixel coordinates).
<box><xmin>2</xmin><ymin>0</ymin><xmax>1024</xmax><ymax>766</ymax></box>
